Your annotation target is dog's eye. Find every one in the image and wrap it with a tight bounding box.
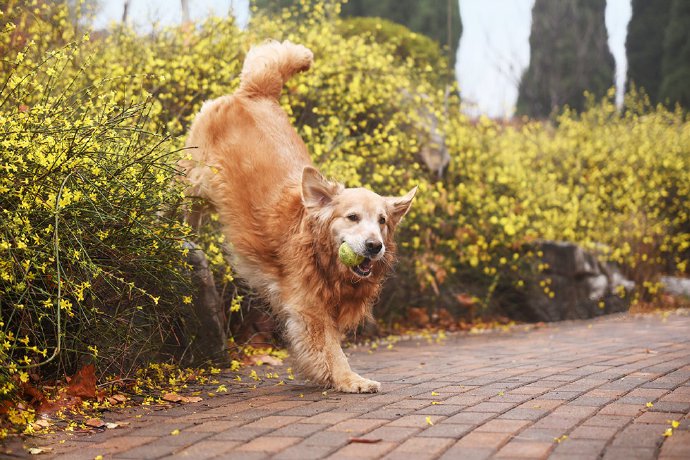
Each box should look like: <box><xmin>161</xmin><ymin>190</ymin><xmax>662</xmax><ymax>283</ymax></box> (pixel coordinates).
<box><xmin>378</xmin><ymin>216</ymin><xmax>386</xmax><ymax>225</ymax></box>
<box><xmin>347</xmin><ymin>214</ymin><xmax>360</xmax><ymax>222</ymax></box>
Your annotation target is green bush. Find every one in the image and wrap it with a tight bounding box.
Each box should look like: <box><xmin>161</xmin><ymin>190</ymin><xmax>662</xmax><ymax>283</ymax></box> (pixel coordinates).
<box><xmin>337</xmin><ymin>16</ymin><xmax>452</xmax><ymax>84</ymax></box>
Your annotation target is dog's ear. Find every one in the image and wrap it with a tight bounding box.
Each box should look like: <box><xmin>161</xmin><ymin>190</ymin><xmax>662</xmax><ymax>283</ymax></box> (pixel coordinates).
<box><xmin>387</xmin><ymin>186</ymin><xmax>417</xmax><ymax>227</ymax></box>
<box><xmin>301</xmin><ymin>166</ymin><xmax>341</xmax><ymax>210</ymax></box>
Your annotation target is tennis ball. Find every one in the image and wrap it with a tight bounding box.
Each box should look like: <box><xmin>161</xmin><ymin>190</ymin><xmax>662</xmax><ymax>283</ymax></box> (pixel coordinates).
<box><xmin>338</xmin><ymin>242</ymin><xmax>365</xmax><ymax>267</ymax></box>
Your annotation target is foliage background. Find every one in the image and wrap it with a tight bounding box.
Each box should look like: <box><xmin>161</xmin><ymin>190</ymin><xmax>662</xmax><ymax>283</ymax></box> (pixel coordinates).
<box><xmin>253</xmin><ymin>0</ymin><xmax>461</xmax><ymax>68</ymax></box>
<box><xmin>1</xmin><ymin>0</ymin><xmax>689</xmax><ymax>436</ymax></box>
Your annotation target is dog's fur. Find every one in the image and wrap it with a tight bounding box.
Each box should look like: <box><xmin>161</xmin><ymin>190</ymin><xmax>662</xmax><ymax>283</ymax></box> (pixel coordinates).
<box><xmin>180</xmin><ymin>41</ymin><xmax>416</xmax><ymax>393</ymax></box>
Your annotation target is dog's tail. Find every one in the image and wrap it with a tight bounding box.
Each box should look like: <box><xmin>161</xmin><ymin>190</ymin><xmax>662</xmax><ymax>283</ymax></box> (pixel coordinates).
<box><xmin>237</xmin><ymin>40</ymin><xmax>313</xmax><ymax>100</ymax></box>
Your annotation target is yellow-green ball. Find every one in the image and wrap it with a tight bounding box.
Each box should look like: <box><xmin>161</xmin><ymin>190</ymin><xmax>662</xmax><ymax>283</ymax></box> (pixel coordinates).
<box><xmin>339</xmin><ymin>242</ymin><xmax>365</xmax><ymax>267</ymax></box>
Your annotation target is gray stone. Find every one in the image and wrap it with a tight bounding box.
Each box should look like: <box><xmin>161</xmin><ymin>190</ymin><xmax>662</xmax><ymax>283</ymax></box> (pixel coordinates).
<box><xmin>661</xmin><ymin>276</ymin><xmax>690</xmax><ymax>298</ymax></box>
<box><xmin>504</xmin><ymin>241</ymin><xmax>634</xmax><ymax>322</ymax></box>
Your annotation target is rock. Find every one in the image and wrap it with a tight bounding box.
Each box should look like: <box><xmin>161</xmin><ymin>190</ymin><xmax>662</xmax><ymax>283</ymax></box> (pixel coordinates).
<box><xmin>661</xmin><ymin>276</ymin><xmax>690</xmax><ymax>298</ymax></box>
<box><xmin>503</xmin><ymin>241</ymin><xmax>634</xmax><ymax>322</ymax></box>
<box><xmin>538</xmin><ymin>241</ymin><xmax>601</xmax><ymax>278</ymax></box>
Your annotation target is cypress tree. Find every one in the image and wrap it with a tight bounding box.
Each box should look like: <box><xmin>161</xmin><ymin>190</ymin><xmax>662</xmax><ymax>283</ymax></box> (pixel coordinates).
<box><xmin>517</xmin><ymin>0</ymin><xmax>615</xmax><ymax>118</ymax></box>
<box><xmin>625</xmin><ymin>0</ymin><xmax>672</xmax><ymax>104</ymax></box>
<box><xmin>659</xmin><ymin>0</ymin><xmax>690</xmax><ymax>108</ymax></box>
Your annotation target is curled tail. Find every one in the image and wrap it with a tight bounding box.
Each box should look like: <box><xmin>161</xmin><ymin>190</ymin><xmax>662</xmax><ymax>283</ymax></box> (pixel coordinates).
<box><xmin>238</xmin><ymin>40</ymin><xmax>313</xmax><ymax>100</ymax></box>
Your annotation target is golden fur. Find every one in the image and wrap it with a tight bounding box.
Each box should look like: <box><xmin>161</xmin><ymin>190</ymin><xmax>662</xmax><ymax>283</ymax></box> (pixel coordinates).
<box><xmin>180</xmin><ymin>41</ymin><xmax>415</xmax><ymax>393</ymax></box>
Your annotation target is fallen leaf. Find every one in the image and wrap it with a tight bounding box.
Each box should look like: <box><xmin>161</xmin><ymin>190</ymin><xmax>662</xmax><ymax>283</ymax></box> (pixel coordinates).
<box><xmin>37</xmin><ymin>392</ymin><xmax>83</xmax><ymax>415</ymax></box>
<box><xmin>105</xmin><ymin>422</ymin><xmax>120</xmax><ymax>429</ymax></box>
<box><xmin>27</xmin><ymin>447</ymin><xmax>52</xmax><ymax>455</ymax></box>
<box><xmin>455</xmin><ymin>293</ymin><xmax>476</xmax><ymax>307</ymax></box>
<box><xmin>250</xmin><ymin>354</ymin><xmax>283</xmax><ymax>366</ymax></box>
<box><xmin>663</xmin><ymin>428</ymin><xmax>673</xmax><ymax>437</ymax></box>
<box><xmin>431</xmin><ymin>391</ymin><xmax>439</xmax><ymax>396</ymax></box>
<box><xmin>431</xmin><ymin>401</ymin><xmax>441</xmax><ymax>405</ymax></box>
<box><xmin>170</xmin><ymin>429</ymin><xmax>180</xmax><ymax>436</ymax></box>
<box><xmin>646</xmin><ymin>402</ymin><xmax>653</xmax><ymax>408</ymax></box>
<box><xmin>671</xmin><ymin>420</ymin><xmax>680</xmax><ymax>428</ymax></box>
<box><xmin>67</xmin><ymin>365</ymin><xmax>97</xmax><ymax>399</ymax></box>
<box><xmin>109</xmin><ymin>394</ymin><xmax>127</xmax><ymax>404</ymax></box>
<box><xmin>85</xmin><ymin>418</ymin><xmax>105</xmax><ymax>428</ymax></box>
<box><xmin>349</xmin><ymin>438</ymin><xmax>382</xmax><ymax>444</ymax></box>
<box><xmin>181</xmin><ymin>396</ymin><xmax>203</xmax><ymax>403</ymax></box>
<box><xmin>20</xmin><ymin>381</ymin><xmax>45</xmax><ymax>405</ymax></box>
<box><xmin>425</xmin><ymin>416</ymin><xmax>434</xmax><ymax>426</ymax></box>
<box><xmin>32</xmin><ymin>419</ymin><xmax>51</xmax><ymax>428</ymax></box>
<box><xmin>407</xmin><ymin>307</ymin><xmax>430</xmax><ymax>327</ymax></box>
<box><xmin>162</xmin><ymin>393</ymin><xmax>183</xmax><ymax>403</ymax></box>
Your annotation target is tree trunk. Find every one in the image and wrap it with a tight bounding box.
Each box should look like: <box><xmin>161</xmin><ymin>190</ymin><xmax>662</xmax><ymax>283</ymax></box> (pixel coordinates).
<box><xmin>181</xmin><ymin>0</ymin><xmax>191</xmax><ymax>24</ymax></box>
<box><xmin>122</xmin><ymin>0</ymin><xmax>130</xmax><ymax>24</ymax></box>
<box><xmin>184</xmin><ymin>241</ymin><xmax>228</xmax><ymax>365</ymax></box>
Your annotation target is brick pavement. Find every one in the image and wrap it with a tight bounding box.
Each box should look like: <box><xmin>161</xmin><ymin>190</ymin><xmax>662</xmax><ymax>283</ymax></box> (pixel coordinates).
<box><xmin>27</xmin><ymin>311</ymin><xmax>690</xmax><ymax>459</ymax></box>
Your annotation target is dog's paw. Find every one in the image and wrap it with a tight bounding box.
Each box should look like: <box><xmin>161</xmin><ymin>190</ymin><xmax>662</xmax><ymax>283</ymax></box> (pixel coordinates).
<box><xmin>334</xmin><ymin>374</ymin><xmax>381</xmax><ymax>394</ymax></box>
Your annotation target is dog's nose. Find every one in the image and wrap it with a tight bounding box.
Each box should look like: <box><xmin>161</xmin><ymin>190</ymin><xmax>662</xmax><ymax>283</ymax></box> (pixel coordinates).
<box><xmin>365</xmin><ymin>240</ymin><xmax>383</xmax><ymax>256</ymax></box>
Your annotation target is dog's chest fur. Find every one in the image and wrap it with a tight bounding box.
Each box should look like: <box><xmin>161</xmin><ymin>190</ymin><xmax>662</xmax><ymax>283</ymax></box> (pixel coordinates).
<box><xmin>231</xmin><ymin>190</ymin><xmax>393</xmax><ymax>331</ymax></box>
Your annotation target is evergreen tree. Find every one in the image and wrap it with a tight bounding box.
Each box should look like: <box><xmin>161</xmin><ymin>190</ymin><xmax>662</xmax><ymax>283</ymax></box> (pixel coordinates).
<box><xmin>625</xmin><ymin>0</ymin><xmax>671</xmax><ymax>104</ymax></box>
<box><xmin>516</xmin><ymin>0</ymin><xmax>615</xmax><ymax>118</ymax></box>
<box><xmin>659</xmin><ymin>0</ymin><xmax>690</xmax><ymax>108</ymax></box>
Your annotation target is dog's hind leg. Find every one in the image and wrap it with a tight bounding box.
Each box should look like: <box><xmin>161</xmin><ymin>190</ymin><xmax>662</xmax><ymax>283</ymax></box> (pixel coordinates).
<box><xmin>284</xmin><ymin>310</ymin><xmax>381</xmax><ymax>393</ymax></box>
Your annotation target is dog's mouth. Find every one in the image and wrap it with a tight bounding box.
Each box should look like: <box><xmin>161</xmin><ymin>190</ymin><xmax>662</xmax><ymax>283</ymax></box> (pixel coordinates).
<box><xmin>351</xmin><ymin>258</ymin><xmax>373</xmax><ymax>278</ymax></box>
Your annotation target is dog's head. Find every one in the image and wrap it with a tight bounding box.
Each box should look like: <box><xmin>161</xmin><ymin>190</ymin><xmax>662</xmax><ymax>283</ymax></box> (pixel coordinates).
<box><xmin>301</xmin><ymin>166</ymin><xmax>416</xmax><ymax>279</ymax></box>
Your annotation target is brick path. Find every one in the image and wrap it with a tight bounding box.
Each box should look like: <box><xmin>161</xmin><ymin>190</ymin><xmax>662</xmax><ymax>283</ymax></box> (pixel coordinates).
<box><xmin>30</xmin><ymin>311</ymin><xmax>690</xmax><ymax>459</ymax></box>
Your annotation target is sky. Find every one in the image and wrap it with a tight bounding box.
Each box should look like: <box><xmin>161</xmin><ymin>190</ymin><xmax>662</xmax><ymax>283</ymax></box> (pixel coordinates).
<box><xmin>457</xmin><ymin>0</ymin><xmax>632</xmax><ymax>118</ymax></box>
<box><xmin>94</xmin><ymin>0</ymin><xmax>633</xmax><ymax>119</ymax></box>
<box><xmin>93</xmin><ymin>0</ymin><xmax>251</xmax><ymax>29</ymax></box>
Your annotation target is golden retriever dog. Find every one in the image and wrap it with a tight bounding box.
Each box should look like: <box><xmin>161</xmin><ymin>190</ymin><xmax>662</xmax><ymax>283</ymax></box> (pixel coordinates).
<box><xmin>181</xmin><ymin>41</ymin><xmax>416</xmax><ymax>393</ymax></box>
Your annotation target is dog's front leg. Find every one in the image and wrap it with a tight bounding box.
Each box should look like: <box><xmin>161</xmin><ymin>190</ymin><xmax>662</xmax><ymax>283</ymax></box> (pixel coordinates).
<box><xmin>285</xmin><ymin>311</ymin><xmax>380</xmax><ymax>393</ymax></box>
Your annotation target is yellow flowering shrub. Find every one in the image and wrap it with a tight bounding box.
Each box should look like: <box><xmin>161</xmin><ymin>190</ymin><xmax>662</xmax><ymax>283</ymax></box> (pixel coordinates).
<box><xmin>1</xmin><ymin>0</ymin><xmax>689</xmax><ymax>431</ymax></box>
<box><xmin>0</xmin><ymin>1</ymin><xmax>193</xmax><ymax>417</ymax></box>
<box><xmin>431</xmin><ymin>91</ymin><xmax>689</xmax><ymax>312</ymax></box>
